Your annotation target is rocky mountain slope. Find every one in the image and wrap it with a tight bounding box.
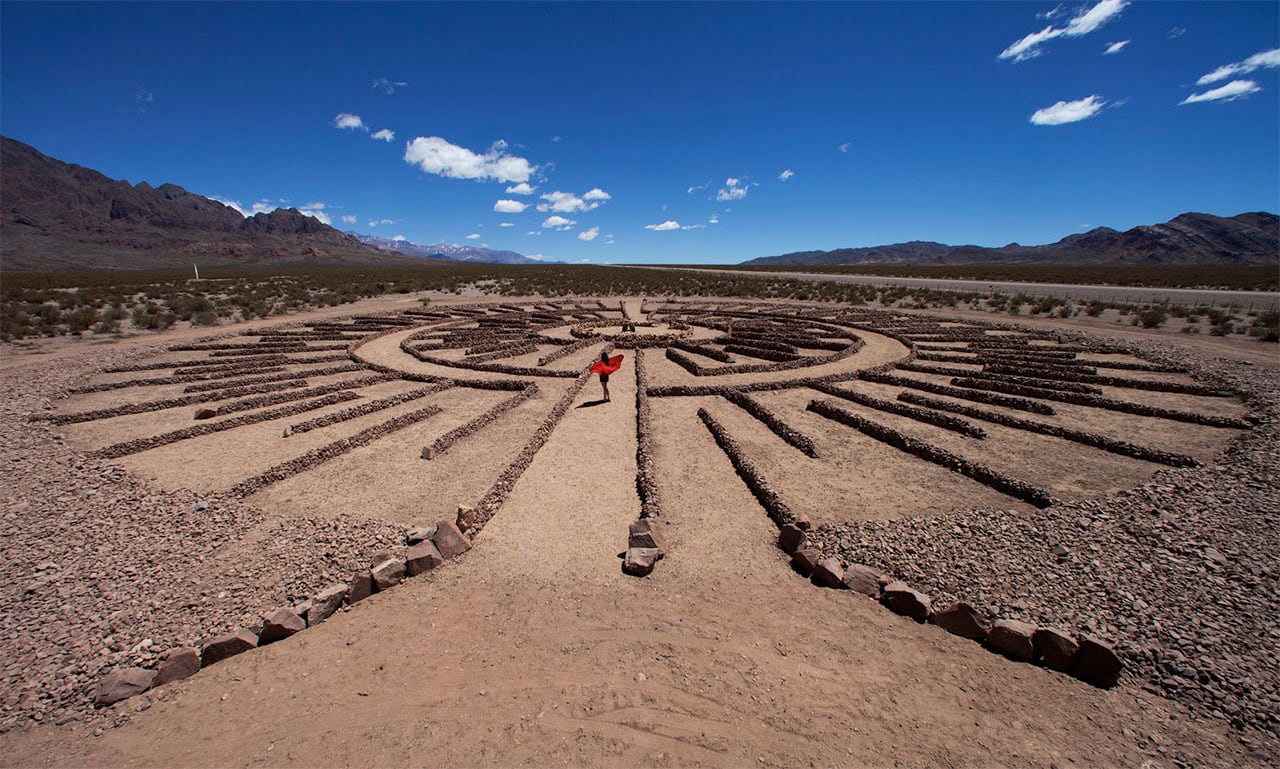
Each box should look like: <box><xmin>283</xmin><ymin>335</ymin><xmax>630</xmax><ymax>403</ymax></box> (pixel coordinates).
<box><xmin>746</xmin><ymin>212</ymin><xmax>1279</xmax><ymax>267</ymax></box>
<box><xmin>355</xmin><ymin>234</ymin><xmax>545</xmax><ymax>265</ymax></box>
<box><xmin>0</xmin><ymin>137</ymin><xmax>425</xmax><ymax>272</ymax></box>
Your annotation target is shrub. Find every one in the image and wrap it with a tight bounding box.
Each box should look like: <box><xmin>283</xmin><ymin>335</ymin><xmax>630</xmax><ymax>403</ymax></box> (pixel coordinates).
<box><xmin>1136</xmin><ymin>306</ymin><xmax>1169</xmax><ymax>329</ymax></box>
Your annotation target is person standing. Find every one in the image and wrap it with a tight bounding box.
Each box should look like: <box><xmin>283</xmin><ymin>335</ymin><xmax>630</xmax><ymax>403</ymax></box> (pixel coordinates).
<box><xmin>589</xmin><ymin>350</ymin><xmax>624</xmax><ymax>402</ymax></box>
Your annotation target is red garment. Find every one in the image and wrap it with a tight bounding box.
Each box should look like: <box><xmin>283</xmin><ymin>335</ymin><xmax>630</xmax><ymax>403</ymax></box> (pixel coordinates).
<box><xmin>589</xmin><ymin>354</ymin><xmax>624</xmax><ymax>376</ymax></box>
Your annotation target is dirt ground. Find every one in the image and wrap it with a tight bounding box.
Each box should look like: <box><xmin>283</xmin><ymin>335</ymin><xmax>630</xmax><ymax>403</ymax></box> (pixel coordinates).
<box><xmin>0</xmin><ymin>293</ymin><xmax>1273</xmax><ymax>768</ymax></box>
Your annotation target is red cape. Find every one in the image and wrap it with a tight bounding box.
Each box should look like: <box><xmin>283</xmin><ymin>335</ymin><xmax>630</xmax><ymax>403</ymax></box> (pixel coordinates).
<box><xmin>589</xmin><ymin>354</ymin><xmax>624</xmax><ymax>376</ymax></box>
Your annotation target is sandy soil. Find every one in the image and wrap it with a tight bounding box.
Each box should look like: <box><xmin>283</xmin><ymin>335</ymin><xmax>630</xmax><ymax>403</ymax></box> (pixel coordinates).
<box><xmin>0</xmin><ymin>295</ymin><xmax>1271</xmax><ymax>768</ymax></box>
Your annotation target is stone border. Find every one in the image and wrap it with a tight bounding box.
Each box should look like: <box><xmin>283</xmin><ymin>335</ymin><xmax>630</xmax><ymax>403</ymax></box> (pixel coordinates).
<box><xmin>697</xmin><ymin>407</ymin><xmax>805</xmax><ymax>529</ymax></box>
<box><xmin>860</xmin><ymin>371</ymin><xmax>1056</xmax><ymax>415</ymax></box>
<box><xmin>420</xmin><ymin>385</ymin><xmax>539</xmax><ymax>460</ymax></box>
<box><xmin>811</xmin><ymin>383</ymin><xmax>988</xmax><ymax>439</ymax></box>
<box><xmin>721</xmin><ymin>390</ymin><xmax>820</xmax><ymax>457</ymax></box>
<box><xmin>288</xmin><ymin>383</ymin><xmax>453</xmax><ymax>436</ymax></box>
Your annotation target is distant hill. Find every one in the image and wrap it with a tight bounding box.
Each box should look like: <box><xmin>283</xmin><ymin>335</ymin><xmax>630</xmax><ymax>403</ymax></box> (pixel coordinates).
<box><xmin>0</xmin><ymin>136</ymin><xmax>426</xmax><ymax>272</ymax></box>
<box><xmin>745</xmin><ymin>212</ymin><xmax>1280</xmax><ymax>267</ymax></box>
<box><xmin>355</xmin><ymin>234</ymin><xmax>548</xmax><ymax>265</ymax></box>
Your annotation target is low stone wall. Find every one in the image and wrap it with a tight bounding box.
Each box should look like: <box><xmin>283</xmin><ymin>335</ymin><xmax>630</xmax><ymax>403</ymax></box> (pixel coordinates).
<box><xmin>289</xmin><ymin>383</ymin><xmax>452</xmax><ymax>436</ymax></box>
<box><xmin>860</xmin><ymin>371</ymin><xmax>1056</xmax><ymax>415</ymax></box>
<box><xmin>949</xmin><ymin>378</ymin><xmax>1249</xmax><ymax>428</ymax></box>
<box><xmin>721</xmin><ymin>390</ymin><xmax>819</xmax><ymax>457</ymax></box>
<box><xmin>421</xmin><ymin>386</ymin><xmax>539</xmax><ymax>460</ymax></box>
<box><xmin>811</xmin><ymin>383</ymin><xmax>988</xmax><ymax>439</ymax></box>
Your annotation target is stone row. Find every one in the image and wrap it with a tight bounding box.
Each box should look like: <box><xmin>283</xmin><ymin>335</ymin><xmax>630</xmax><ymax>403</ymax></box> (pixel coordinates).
<box><xmin>208</xmin><ymin>374</ymin><xmax>391</xmax><ymax>418</ymax></box>
<box><xmin>102</xmin><ymin>359</ymin><xmax>219</xmax><ymax>373</ymax></box>
<box><xmin>949</xmin><ymin>378</ymin><xmax>1250</xmax><ymax>429</ymax></box>
<box><xmin>205</xmin><ymin>344</ymin><xmax>348</xmax><ymax>357</ymax></box>
<box><xmin>718</xmin><ymin>336</ymin><xmax>799</xmax><ymax>355</ymax></box>
<box><xmin>1086</xmin><ymin>359</ymin><xmax>1187</xmax><ymax>373</ymax></box>
<box><xmin>537</xmin><ymin>337</ymin><xmax>595</xmax><ymax>367</ymax></box>
<box><xmin>773</xmin><ymin>527</ymin><xmax>1123</xmax><ymax>689</ymax></box>
<box><xmin>472</xmin><ymin>361</ymin><xmax>599</xmax><ymax>534</ymax></box>
<box><xmin>806</xmin><ymin>398</ymin><xmax>1055</xmax><ymax>508</ymax></box>
<box><xmin>633</xmin><ymin>350</ymin><xmax>662</xmax><ymax>520</ymax></box>
<box><xmin>646</xmin><ymin>370</ymin><xmax>863</xmax><ymax>398</ymax></box>
<box><xmin>812</xmin><ymin>383</ymin><xmax>988</xmax><ymax>439</ymax></box>
<box><xmin>860</xmin><ymin>371</ymin><xmax>1055</xmax><ymax>415</ymax></box>
<box><xmin>898</xmin><ymin>363</ymin><xmax>1104</xmax><ymax>395</ymax></box>
<box><xmin>696</xmin><ymin>407</ymin><xmax>804</xmax><ymax>529</ymax></box>
<box><xmin>982</xmin><ymin>364</ymin><xmax>1235</xmax><ymax>397</ymax></box>
<box><xmin>287</xmin><ymin>383</ymin><xmax>452</xmax><ymax>436</ymax></box>
<box><xmin>420</xmin><ymin>386</ymin><xmax>540</xmax><ymax>460</ymax></box>
<box><xmin>400</xmin><ymin>332</ymin><xmax>578</xmax><ymax>379</ymax></box>
<box><xmin>721</xmin><ymin>344</ymin><xmax>801</xmax><ymax>363</ymax></box>
<box><xmin>92</xmin><ymin>392</ymin><xmax>361</xmax><ymax>459</ymax></box>
<box><xmin>721</xmin><ymin>390</ymin><xmax>820</xmax><ymax>457</ymax></box>
<box><xmin>229</xmin><ymin>403</ymin><xmax>444</xmax><ymax>497</ymax></box>
<box><xmin>169</xmin><ymin>342</ymin><xmax>306</xmax><ymax>352</ymax></box>
<box><xmin>94</xmin><ymin>519</ymin><xmax>474</xmax><ymax>709</ymax></box>
<box><xmin>70</xmin><ymin>375</ymin><xmax>201</xmax><ymax>394</ymax></box>
<box><xmin>182</xmin><ymin>365</ymin><xmax>363</xmax><ymax>394</ymax></box>
<box><xmin>663</xmin><ymin>339</ymin><xmax>863</xmax><ymax>377</ymax></box>
<box><xmin>463</xmin><ymin>343</ymin><xmax>541</xmax><ymax>363</ymax></box>
<box><xmin>895</xmin><ymin>391</ymin><xmax>1200</xmax><ymax>468</ymax></box>
<box><xmin>670</xmin><ymin>339</ymin><xmax>733</xmax><ymax>363</ymax></box>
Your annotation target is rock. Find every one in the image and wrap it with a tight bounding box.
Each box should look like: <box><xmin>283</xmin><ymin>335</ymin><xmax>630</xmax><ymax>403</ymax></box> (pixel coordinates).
<box><xmin>791</xmin><ymin>513</ymin><xmax>811</xmax><ymax>531</ymax></box>
<box><xmin>405</xmin><ymin>525</ymin><xmax>437</xmax><ymax>546</ymax></box>
<box><xmin>259</xmin><ymin>607</ymin><xmax>305</xmax><ymax>644</ymax></box>
<box><xmin>988</xmin><ymin>619</ymin><xmax>1037</xmax><ymax>661</ymax></box>
<box><xmin>1034</xmin><ymin>627</ymin><xmax>1080</xmax><ymax>672</ymax></box>
<box><xmin>432</xmin><ymin>519</ymin><xmax>472</xmax><ymax>560</ymax></box>
<box><xmin>841</xmin><ymin>564</ymin><xmax>886</xmax><ymax>598</ymax></box>
<box><xmin>811</xmin><ymin>557</ymin><xmax>845</xmax><ymax>589</ymax></box>
<box><xmin>291</xmin><ymin>600</ymin><xmax>313</xmax><ymax>625</ymax></box>
<box><xmin>200</xmin><ymin>628</ymin><xmax>258</xmax><ymax>666</ymax></box>
<box><xmin>308</xmin><ymin>583</ymin><xmax>347</xmax><ymax>624</ymax></box>
<box><xmin>370</xmin><ymin>552</ymin><xmax>406</xmax><ymax>591</ymax></box>
<box><xmin>1074</xmin><ymin>635</ymin><xmax>1123</xmax><ymax>688</ymax></box>
<box><xmin>455</xmin><ymin>506</ymin><xmax>477</xmax><ymax>534</ymax></box>
<box><xmin>406</xmin><ymin>540</ymin><xmax>445</xmax><ymax>576</ymax></box>
<box><xmin>929</xmin><ymin>603</ymin><xmax>990</xmax><ymax>640</ymax></box>
<box><xmin>194</xmin><ymin>408</ymin><xmax>217</xmax><ymax>420</ymax></box>
<box><xmin>628</xmin><ymin>519</ymin><xmax>666</xmax><ymax>557</ymax></box>
<box><xmin>346</xmin><ymin>572</ymin><xmax>373</xmax><ymax>604</ymax></box>
<box><xmin>154</xmin><ymin>647</ymin><xmax>201</xmax><ymax>686</ymax></box>
<box><xmin>882</xmin><ymin>581</ymin><xmax>931</xmax><ymax>622</ymax></box>
<box><xmin>94</xmin><ymin>667</ymin><xmax>156</xmax><ymax>707</ymax></box>
<box><xmin>790</xmin><ymin>548</ymin><xmax>820</xmax><ymax>577</ymax></box>
<box><xmin>622</xmin><ymin>547</ymin><xmax>660</xmax><ymax>576</ymax></box>
<box><xmin>777</xmin><ymin>524</ymin><xmax>806</xmax><ymax>555</ymax></box>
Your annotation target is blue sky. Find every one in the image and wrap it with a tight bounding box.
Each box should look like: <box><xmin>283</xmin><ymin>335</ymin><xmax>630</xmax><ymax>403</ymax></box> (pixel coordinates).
<box><xmin>2</xmin><ymin>1</ymin><xmax>1277</xmax><ymax>265</ymax></box>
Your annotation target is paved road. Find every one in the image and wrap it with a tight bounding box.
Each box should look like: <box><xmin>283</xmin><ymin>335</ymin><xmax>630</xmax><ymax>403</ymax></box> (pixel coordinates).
<box><xmin>648</xmin><ymin>267</ymin><xmax>1280</xmax><ymax>309</ymax></box>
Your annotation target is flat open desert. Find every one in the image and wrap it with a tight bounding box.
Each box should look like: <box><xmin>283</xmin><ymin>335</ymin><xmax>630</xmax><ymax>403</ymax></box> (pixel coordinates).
<box><xmin>1</xmin><ymin>294</ymin><xmax>1276</xmax><ymax>769</ymax></box>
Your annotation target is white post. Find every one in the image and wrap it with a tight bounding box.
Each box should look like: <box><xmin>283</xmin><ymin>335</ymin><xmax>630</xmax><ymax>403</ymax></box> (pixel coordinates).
<box><xmin>194</xmin><ymin>264</ymin><xmax>200</xmax><ymax>280</ymax></box>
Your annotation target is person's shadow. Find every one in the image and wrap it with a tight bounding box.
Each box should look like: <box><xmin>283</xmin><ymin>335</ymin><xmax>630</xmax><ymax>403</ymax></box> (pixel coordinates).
<box><xmin>576</xmin><ymin>399</ymin><xmax>609</xmax><ymax>408</ymax></box>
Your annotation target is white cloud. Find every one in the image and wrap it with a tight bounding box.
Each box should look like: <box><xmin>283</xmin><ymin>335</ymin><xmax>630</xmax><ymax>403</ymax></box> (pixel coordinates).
<box><xmin>1167</xmin><ymin>27</ymin><xmax>1186</xmax><ymax>39</ymax></box>
<box><xmin>341</xmin><ymin>214</ymin><xmax>357</xmax><ymax>224</ymax></box>
<box><xmin>466</xmin><ymin>233</ymin><xmax>480</xmax><ymax>240</ymax></box>
<box><xmin>371</xmin><ymin>129</ymin><xmax>395</xmax><ymax>142</ymax></box>
<box><xmin>392</xmin><ymin>235</ymin><xmax>407</xmax><ymax>242</ymax></box>
<box><xmin>1030</xmin><ymin>95</ymin><xmax>1107</xmax><ymax>125</ymax></box>
<box><xmin>541</xmin><ymin>215</ymin><xmax>576</xmax><ymax>230</ymax></box>
<box><xmin>505</xmin><ymin>182</ymin><xmax>536</xmax><ymax>195</ymax></box>
<box><xmin>211</xmin><ymin>197</ymin><xmax>245</xmax><ymax>215</ymax></box>
<box><xmin>687</xmin><ymin>182</ymin><xmax>709</xmax><ymax>194</ymax></box>
<box><xmin>1000</xmin><ymin>0</ymin><xmax>1128</xmax><ymax>62</ymax></box>
<box><xmin>578</xmin><ymin>226</ymin><xmax>600</xmax><ymax>241</ymax></box>
<box><xmin>536</xmin><ymin>189</ymin><xmax>610</xmax><ymax>213</ymax></box>
<box><xmin>526</xmin><ymin>231</ymin><xmax>541</xmax><ymax>236</ymax></box>
<box><xmin>838</xmin><ymin>142</ymin><xmax>851</xmax><ymax>153</ymax></box>
<box><xmin>1196</xmin><ymin>48</ymin><xmax>1280</xmax><ymax>85</ymax></box>
<box><xmin>1104</xmin><ymin>40</ymin><xmax>1129</xmax><ymax>55</ymax></box>
<box><xmin>1180</xmin><ymin>79</ymin><xmax>1262</xmax><ymax>105</ymax></box>
<box><xmin>716</xmin><ymin>177</ymin><xmax>749</xmax><ymax>201</ymax></box>
<box><xmin>708</xmin><ymin>214</ymin><xmax>720</xmax><ymax>225</ymax></box>
<box><xmin>1037</xmin><ymin>4</ymin><xmax>1065</xmax><ymax>20</ymax></box>
<box><xmin>526</xmin><ymin>253</ymin><xmax>546</xmax><ymax>260</ymax></box>
<box><xmin>778</xmin><ymin>169</ymin><xmax>794</xmax><ymax>181</ymax></box>
<box><xmin>303</xmin><ymin>202</ymin><xmax>325</xmax><ymax>209</ymax></box>
<box><xmin>333</xmin><ymin>113</ymin><xmax>367</xmax><ymax>131</ymax></box>
<box><xmin>298</xmin><ymin>205</ymin><xmax>331</xmax><ymax>225</ymax></box>
<box><xmin>499</xmin><ymin>222</ymin><xmax>515</xmax><ymax>227</ymax></box>
<box><xmin>551</xmin><ymin>135</ymin><xmax>562</xmax><ymax>142</ymax></box>
<box><xmin>645</xmin><ymin>220</ymin><xmax>681</xmax><ymax>231</ymax></box>
<box><xmin>404</xmin><ymin>136</ymin><xmax>535</xmax><ymax>183</ymax></box>
<box><xmin>372</xmin><ymin>78</ymin><xmax>408</xmax><ymax>94</ymax></box>
<box><xmin>381</xmin><ymin>219</ymin><xmax>394</xmax><ymax>225</ymax></box>
<box><xmin>493</xmin><ymin>199</ymin><xmax>528</xmax><ymax>213</ymax></box>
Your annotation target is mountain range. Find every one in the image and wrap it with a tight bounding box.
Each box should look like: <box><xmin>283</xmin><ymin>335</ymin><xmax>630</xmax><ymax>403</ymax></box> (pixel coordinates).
<box><xmin>353</xmin><ymin>234</ymin><xmax>550</xmax><ymax>265</ymax></box>
<box><xmin>744</xmin><ymin>211</ymin><xmax>1279</xmax><ymax>267</ymax></box>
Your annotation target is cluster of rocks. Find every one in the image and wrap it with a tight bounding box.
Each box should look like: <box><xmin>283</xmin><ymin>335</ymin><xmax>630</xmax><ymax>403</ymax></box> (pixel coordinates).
<box><xmin>778</xmin><ymin>522</ymin><xmax>1124</xmax><ymax>688</ymax></box>
<box><xmin>721</xmin><ymin>390</ymin><xmax>819</xmax><ymax>457</ymax></box>
<box><xmin>421</xmin><ymin>385</ymin><xmax>538</xmax><ymax>460</ymax></box>
<box><xmin>96</xmin><ymin>391</ymin><xmax>362</xmax><ymax>459</ymax></box>
<box><xmin>813</xmin><ymin>383</ymin><xmax>989</xmax><ymax>439</ymax></box>
<box><xmin>806</xmin><ymin>398</ymin><xmax>1056</xmax><ymax>508</ymax></box>
<box><xmin>896</xmin><ymin>390</ymin><xmax>1200</xmax><ymax>468</ymax></box>
<box><xmin>92</xmin><ymin>518</ymin><xmax>474</xmax><ymax>710</ymax></box>
<box><xmin>471</xmin><ymin>362</ymin><xmax>599</xmax><ymax>534</ymax></box>
<box><xmin>288</xmin><ymin>383</ymin><xmax>452</xmax><ymax>437</ymax></box>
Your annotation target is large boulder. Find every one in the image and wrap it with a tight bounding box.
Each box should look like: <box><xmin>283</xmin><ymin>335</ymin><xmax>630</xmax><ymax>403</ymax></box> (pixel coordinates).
<box><xmin>1033</xmin><ymin>627</ymin><xmax>1079</xmax><ymax>672</ymax></box>
<box><xmin>201</xmin><ymin>628</ymin><xmax>259</xmax><ymax>666</ymax></box>
<box><xmin>811</xmin><ymin>558</ymin><xmax>845</xmax><ymax>589</ymax></box>
<box><xmin>308</xmin><ymin>583</ymin><xmax>348</xmax><ymax>624</ymax></box>
<box><xmin>406</xmin><ymin>540</ymin><xmax>445</xmax><ymax>576</ymax></box>
<box><xmin>790</xmin><ymin>548</ymin><xmax>821</xmax><ymax>578</ymax></box>
<box><xmin>346</xmin><ymin>572</ymin><xmax>373</xmax><ymax>605</ymax></box>
<box><xmin>94</xmin><ymin>667</ymin><xmax>157</xmax><ymax>706</ymax></box>
<box><xmin>929</xmin><ymin>603</ymin><xmax>990</xmax><ymax>641</ymax></box>
<box><xmin>433</xmin><ymin>520</ymin><xmax>472</xmax><ymax>560</ymax></box>
<box><xmin>882</xmin><ymin>581</ymin><xmax>931</xmax><ymax>622</ymax></box>
<box><xmin>841</xmin><ymin>564</ymin><xmax>886</xmax><ymax>598</ymax></box>
<box><xmin>622</xmin><ymin>547</ymin><xmax>660</xmax><ymax>577</ymax></box>
<box><xmin>259</xmin><ymin>607</ymin><xmax>305</xmax><ymax>644</ymax></box>
<box><xmin>628</xmin><ymin>519</ymin><xmax>666</xmax><ymax>557</ymax></box>
<box><xmin>370</xmin><ymin>552</ymin><xmax>406</xmax><ymax>591</ymax></box>
<box><xmin>988</xmin><ymin>619</ymin><xmax>1037</xmax><ymax>661</ymax></box>
<box><xmin>777</xmin><ymin>524</ymin><xmax>806</xmax><ymax>555</ymax></box>
<box><xmin>154</xmin><ymin>647</ymin><xmax>201</xmax><ymax>686</ymax></box>
<box><xmin>1073</xmin><ymin>635</ymin><xmax>1123</xmax><ymax>688</ymax></box>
